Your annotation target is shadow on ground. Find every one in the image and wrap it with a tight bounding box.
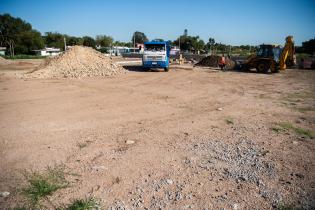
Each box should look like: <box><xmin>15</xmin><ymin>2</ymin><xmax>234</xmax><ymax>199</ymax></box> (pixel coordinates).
<box><xmin>123</xmin><ymin>65</ymin><xmax>167</xmax><ymax>72</ymax></box>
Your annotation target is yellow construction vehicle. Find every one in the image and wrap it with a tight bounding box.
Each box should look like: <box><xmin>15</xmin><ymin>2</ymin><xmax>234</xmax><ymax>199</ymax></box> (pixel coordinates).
<box><xmin>240</xmin><ymin>36</ymin><xmax>295</xmax><ymax>73</ymax></box>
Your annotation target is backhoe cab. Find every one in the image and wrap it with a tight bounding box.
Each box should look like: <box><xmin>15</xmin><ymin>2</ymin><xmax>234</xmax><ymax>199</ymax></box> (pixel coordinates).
<box><xmin>240</xmin><ymin>36</ymin><xmax>295</xmax><ymax>73</ymax></box>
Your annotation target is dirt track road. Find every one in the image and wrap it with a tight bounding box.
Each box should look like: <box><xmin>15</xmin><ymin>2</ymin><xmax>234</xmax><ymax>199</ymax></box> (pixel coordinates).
<box><xmin>0</xmin><ymin>64</ymin><xmax>315</xmax><ymax>209</ymax></box>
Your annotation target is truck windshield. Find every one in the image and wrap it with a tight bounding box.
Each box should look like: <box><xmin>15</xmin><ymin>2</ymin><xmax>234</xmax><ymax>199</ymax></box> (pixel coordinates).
<box><xmin>145</xmin><ymin>44</ymin><xmax>165</xmax><ymax>52</ymax></box>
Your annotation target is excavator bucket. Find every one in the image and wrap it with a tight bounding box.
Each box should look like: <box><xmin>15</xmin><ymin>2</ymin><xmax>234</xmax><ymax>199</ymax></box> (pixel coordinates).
<box><xmin>279</xmin><ymin>36</ymin><xmax>294</xmax><ymax>70</ymax></box>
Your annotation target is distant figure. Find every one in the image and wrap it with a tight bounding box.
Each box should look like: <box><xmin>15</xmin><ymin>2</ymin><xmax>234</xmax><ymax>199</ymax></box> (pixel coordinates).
<box><xmin>219</xmin><ymin>54</ymin><xmax>226</xmax><ymax>70</ymax></box>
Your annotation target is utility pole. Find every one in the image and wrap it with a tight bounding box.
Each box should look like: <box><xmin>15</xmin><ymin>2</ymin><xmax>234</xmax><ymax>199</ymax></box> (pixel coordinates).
<box><xmin>133</xmin><ymin>32</ymin><xmax>135</xmax><ymax>53</ymax></box>
<box><xmin>64</xmin><ymin>37</ymin><xmax>66</xmax><ymax>51</ymax></box>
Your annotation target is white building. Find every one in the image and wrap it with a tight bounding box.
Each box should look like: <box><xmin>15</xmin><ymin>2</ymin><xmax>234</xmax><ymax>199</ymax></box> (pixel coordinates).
<box><xmin>33</xmin><ymin>47</ymin><xmax>61</xmax><ymax>56</ymax></box>
<box><xmin>108</xmin><ymin>46</ymin><xmax>131</xmax><ymax>56</ymax></box>
<box><xmin>0</xmin><ymin>47</ymin><xmax>6</xmax><ymax>56</ymax></box>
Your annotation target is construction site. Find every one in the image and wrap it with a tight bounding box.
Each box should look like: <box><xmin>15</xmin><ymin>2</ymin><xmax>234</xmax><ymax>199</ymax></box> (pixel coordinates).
<box><xmin>0</xmin><ymin>1</ymin><xmax>315</xmax><ymax>210</ymax></box>
<box><xmin>0</xmin><ymin>41</ymin><xmax>314</xmax><ymax>209</ymax></box>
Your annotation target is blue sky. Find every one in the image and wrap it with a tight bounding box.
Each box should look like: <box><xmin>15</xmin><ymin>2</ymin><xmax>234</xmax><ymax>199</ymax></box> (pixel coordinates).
<box><xmin>1</xmin><ymin>0</ymin><xmax>315</xmax><ymax>46</ymax></box>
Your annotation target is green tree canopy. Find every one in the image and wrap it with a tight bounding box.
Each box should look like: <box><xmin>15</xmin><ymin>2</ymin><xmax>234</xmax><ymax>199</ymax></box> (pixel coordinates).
<box><xmin>43</xmin><ymin>32</ymin><xmax>66</xmax><ymax>50</ymax></box>
<box><xmin>0</xmin><ymin>13</ymin><xmax>44</xmax><ymax>55</ymax></box>
<box><xmin>113</xmin><ymin>41</ymin><xmax>132</xmax><ymax>47</ymax></box>
<box><xmin>174</xmin><ymin>35</ymin><xmax>205</xmax><ymax>52</ymax></box>
<box><xmin>68</xmin><ymin>36</ymin><xmax>83</xmax><ymax>46</ymax></box>
<box><xmin>95</xmin><ymin>35</ymin><xmax>113</xmax><ymax>47</ymax></box>
<box><xmin>131</xmin><ymin>31</ymin><xmax>148</xmax><ymax>44</ymax></box>
<box><xmin>301</xmin><ymin>38</ymin><xmax>315</xmax><ymax>54</ymax></box>
<box><xmin>83</xmin><ymin>36</ymin><xmax>96</xmax><ymax>47</ymax></box>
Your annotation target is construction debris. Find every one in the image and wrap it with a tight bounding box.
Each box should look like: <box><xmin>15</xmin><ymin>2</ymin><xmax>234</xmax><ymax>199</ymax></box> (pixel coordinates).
<box><xmin>196</xmin><ymin>55</ymin><xmax>236</xmax><ymax>70</ymax></box>
<box><xmin>25</xmin><ymin>46</ymin><xmax>125</xmax><ymax>78</ymax></box>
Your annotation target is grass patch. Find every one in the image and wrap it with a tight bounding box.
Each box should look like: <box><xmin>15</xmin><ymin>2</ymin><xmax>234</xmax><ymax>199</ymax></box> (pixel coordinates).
<box><xmin>283</xmin><ymin>91</ymin><xmax>311</xmax><ymax>103</ymax></box>
<box><xmin>22</xmin><ymin>165</ymin><xmax>68</xmax><ymax>207</ymax></box>
<box><xmin>2</xmin><ymin>55</ymin><xmax>46</xmax><ymax>59</ymax></box>
<box><xmin>225</xmin><ymin>118</ymin><xmax>234</xmax><ymax>125</ymax></box>
<box><xmin>277</xmin><ymin>203</ymin><xmax>294</xmax><ymax>210</ymax></box>
<box><xmin>77</xmin><ymin>142</ymin><xmax>88</xmax><ymax>149</ymax></box>
<box><xmin>272</xmin><ymin>122</ymin><xmax>315</xmax><ymax>139</ymax></box>
<box><xmin>257</xmin><ymin>94</ymin><xmax>272</xmax><ymax>99</ymax></box>
<box><xmin>272</xmin><ymin>127</ymin><xmax>283</xmax><ymax>133</ymax></box>
<box><xmin>293</xmin><ymin>106</ymin><xmax>314</xmax><ymax>113</ymax></box>
<box><xmin>58</xmin><ymin>197</ymin><xmax>99</xmax><ymax>210</ymax></box>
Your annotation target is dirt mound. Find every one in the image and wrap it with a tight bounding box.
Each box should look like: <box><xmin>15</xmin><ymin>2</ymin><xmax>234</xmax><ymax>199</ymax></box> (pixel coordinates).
<box><xmin>196</xmin><ymin>55</ymin><xmax>236</xmax><ymax>70</ymax></box>
<box><xmin>26</xmin><ymin>46</ymin><xmax>125</xmax><ymax>78</ymax></box>
<box><xmin>0</xmin><ymin>56</ymin><xmax>12</xmax><ymax>65</ymax></box>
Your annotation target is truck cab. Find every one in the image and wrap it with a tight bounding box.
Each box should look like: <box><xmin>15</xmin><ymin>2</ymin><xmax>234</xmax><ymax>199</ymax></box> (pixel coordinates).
<box><xmin>142</xmin><ymin>41</ymin><xmax>171</xmax><ymax>72</ymax></box>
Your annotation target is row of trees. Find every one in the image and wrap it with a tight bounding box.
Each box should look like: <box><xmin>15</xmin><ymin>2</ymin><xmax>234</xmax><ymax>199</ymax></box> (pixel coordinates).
<box><xmin>1</xmin><ymin>14</ymin><xmax>314</xmax><ymax>56</ymax></box>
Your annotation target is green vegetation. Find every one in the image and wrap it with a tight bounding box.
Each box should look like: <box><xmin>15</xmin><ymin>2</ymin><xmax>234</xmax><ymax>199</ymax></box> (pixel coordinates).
<box><xmin>285</xmin><ymin>92</ymin><xmax>311</xmax><ymax>102</ymax></box>
<box><xmin>58</xmin><ymin>197</ymin><xmax>99</xmax><ymax>210</ymax></box>
<box><xmin>2</xmin><ymin>55</ymin><xmax>45</xmax><ymax>59</ymax></box>
<box><xmin>272</xmin><ymin>122</ymin><xmax>315</xmax><ymax>139</ymax></box>
<box><xmin>0</xmin><ymin>13</ymin><xmax>44</xmax><ymax>55</ymax></box>
<box><xmin>95</xmin><ymin>35</ymin><xmax>113</xmax><ymax>48</ymax></box>
<box><xmin>277</xmin><ymin>203</ymin><xmax>294</xmax><ymax>210</ymax></box>
<box><xmin>14</xmin><ymin>166</ymin><xmax>100</xmax><ymax>210</ymax></box>
<box><xmin>131</xmin><ymin>31</ymin><xmax>149</xmax><ymax>44</ymax></box>
<box><xmin>77</xmin><ymin>142</ymin><xmax>88</xmax><ymax>149</ymax></box>
<box><xmin>225</xmin><ymin>118</ymin><xmax>234</xmax><ymax>125</ymax></box>
<box><xmin>293</xmin><ymin>106</ymin><xmax>314</xmax><ymax>113</ymax></box>
<box><xmin>22</xmin><ymin>166</ymin><xmax>68</xmax><ymax>207</ymax></box>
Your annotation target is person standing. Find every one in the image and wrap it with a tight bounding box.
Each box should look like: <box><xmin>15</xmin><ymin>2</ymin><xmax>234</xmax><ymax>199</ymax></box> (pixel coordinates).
<box><xmin>219</xmin><ymin>54</ymin><xmax>226</xmax><ymax>70</ymax></box>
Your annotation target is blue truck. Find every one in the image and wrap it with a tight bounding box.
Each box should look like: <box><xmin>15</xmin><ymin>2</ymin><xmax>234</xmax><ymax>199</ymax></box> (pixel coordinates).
<box><xmin>142</xmin><ymin>41</ymin><xmax>171</xmax><ymax>72</ymax></box>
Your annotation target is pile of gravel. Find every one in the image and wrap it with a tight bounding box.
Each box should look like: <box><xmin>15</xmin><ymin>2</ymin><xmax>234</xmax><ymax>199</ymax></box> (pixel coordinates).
<box><xmin>190</xmin><ymin>139</ymin><xmax>276</xmax><ymax>184</ymax></box>
<box><xmin>26</xmin><ymin>46</ymin><xmax>125</xmax><ymax>78</ymax></box>
<box><xmin>196</xmin><ymin>55</ymin><xmax>236</xmax><ymax>70</ymax></box>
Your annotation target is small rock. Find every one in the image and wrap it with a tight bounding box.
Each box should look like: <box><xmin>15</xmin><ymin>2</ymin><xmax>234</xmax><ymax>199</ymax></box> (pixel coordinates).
<box><xmin>292</xmin><ymin>141</ymin><xmax>299</xmax><ymax>145</ymax></box>
<box><xmin>166</xmin><ymin>179</ymin><xmax>173</xmax><ymax>185</ymax></box>
<box><xmin>0</xmin><ymin>191</ymin><xmax>10</xmax><ymax>197</ymax></box>
<box><xmin>295</xmin><ymin>173</ymin><xmax>304</xmax><ymax>179</ymax></box>
<box><xmin>126</xmin><ymin>140</ymin><xmax>135</xmax><ymax>145</ymax></box>
<box><xmin>217</xmin><ymin>107</ymin><xmax>223</xmax><ymax>111</ymax></box>
<box><xmin>233</xmin><ymin>203</ymin><xmax>238</xmax><ymax>210</ymax></box>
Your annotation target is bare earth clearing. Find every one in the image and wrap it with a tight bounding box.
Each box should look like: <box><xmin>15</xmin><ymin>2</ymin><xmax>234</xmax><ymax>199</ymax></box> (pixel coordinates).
<box><xmin>0</xmin><ymin>59</ymin><xmax>314</xmax><ymax>209</ymax></box>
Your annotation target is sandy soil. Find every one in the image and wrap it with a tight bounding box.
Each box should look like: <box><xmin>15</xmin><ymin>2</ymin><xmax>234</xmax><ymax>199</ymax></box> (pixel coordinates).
<box><xmin>0</xmin><ymin>60</ymin><xmax>314</xmax><ymax>209</ymax></box>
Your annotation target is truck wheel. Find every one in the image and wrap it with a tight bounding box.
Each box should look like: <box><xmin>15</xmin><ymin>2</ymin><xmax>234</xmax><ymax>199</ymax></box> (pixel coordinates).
<box><xmin>257</xmin><ymin>62</ymin><xmax>269</xmax><ymax>73</ymax></box>
<box><xmin>164</xmin><ymin>67</ymin><xmax>169</xmax><ymax>72</ymax></box>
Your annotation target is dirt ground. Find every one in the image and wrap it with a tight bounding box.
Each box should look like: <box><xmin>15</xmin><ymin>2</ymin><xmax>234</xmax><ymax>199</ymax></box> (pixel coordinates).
<box><xmin>0</xmin><ymin>59</ymin><xmax>314</xmax><ymax>209</ymax></box>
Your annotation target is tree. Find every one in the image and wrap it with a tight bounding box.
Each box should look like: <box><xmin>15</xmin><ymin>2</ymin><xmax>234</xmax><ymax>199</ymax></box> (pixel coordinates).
<box><xmin>113</xmin><ymin>41</ymin><xmax>132</xmax><ymax>47</ymax></box>
<box><xmin>174</xmin><ymin>35</ymin><xmax>205</xmax><ymax>52</ymax></box>
<box><xmin>95</xmin><ymin>35</ymin><xmax>113</xmax><ymax>47</ymax></box>
<box><xmin>301</xmin><ymin>38</ymin><xmax>315</xmax><ymax>54</ymax></box>
<box><xmin>131</xmin><ymin>31</ymin><xmax>148</xmax><ymax>44</ymax></box>
<box><xmin>82</xmin><ymin>36</ymin><xmax>96</xmax><ymax>47</ymax></box>
<box><xmin>0</xmin><ymin>13</ymin><xmax>44</xmax><ymax>55</ymax></box>
<box><xmin>68</xmin><ymin>36</ymin><xmax>83</xmax><ymax>46</ymax></box>
<box><xmin>206</xmin><ymin>37</ymin><xmax>215</xmax><ymax>53</ymax></box>
<box><xmin>43</xmin><ymin>32</ymin><xmax>66</xmax><ymax>50</ymax></box>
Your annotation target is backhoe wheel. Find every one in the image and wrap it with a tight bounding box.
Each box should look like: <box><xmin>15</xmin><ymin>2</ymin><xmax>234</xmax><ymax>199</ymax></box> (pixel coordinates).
<box><xmin>257</xmin><ymin>62</ymin><xmax>269</xmax><ymax>73</ymax></box>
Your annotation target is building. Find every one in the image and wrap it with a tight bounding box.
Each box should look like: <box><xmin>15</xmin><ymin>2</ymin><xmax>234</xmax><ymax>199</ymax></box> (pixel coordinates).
<box><xmin>0</xmin><ymin>47</ymin><xmax>6</xmax><ymax>56</ymax></box>
<box><xmin>108</xmin><ymin>46</ymin><xmax>131</xmax><ymax>56</ymax></box>
<box><xmin>33</xmin><ymin>47</ymin><xmax>61</xmax><ymax>56</ymax></box>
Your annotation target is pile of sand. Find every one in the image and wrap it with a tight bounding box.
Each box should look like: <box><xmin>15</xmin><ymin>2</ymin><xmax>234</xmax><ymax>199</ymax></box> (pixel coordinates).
<box><xmin>196</xmin><ymin>55</ymin><xmax>236</xmax><ymax>70</ymax></box>
<box><xmin>27</xmin><ymin>46</ymin><xmax>125</xmax><ymax>78</ymax></box>
<box><xmin>0</xmin><ymin>56</ymin><xmax>12</xmax><ymax>65</ymax></box>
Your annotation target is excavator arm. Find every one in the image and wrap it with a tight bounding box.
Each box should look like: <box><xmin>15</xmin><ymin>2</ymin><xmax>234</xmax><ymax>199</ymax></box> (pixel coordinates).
<box><xmin>279</xmin><ymin>36</ymin><xmax>295</xmax><ymax>70</ymax></box>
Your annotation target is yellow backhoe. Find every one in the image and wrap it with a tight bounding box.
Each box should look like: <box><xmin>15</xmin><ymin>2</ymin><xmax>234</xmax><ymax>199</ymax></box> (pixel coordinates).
<box><xmin>240</xmin><ymin>36</ymin><xmax>295</xmax><ymax>73</ymax></box>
